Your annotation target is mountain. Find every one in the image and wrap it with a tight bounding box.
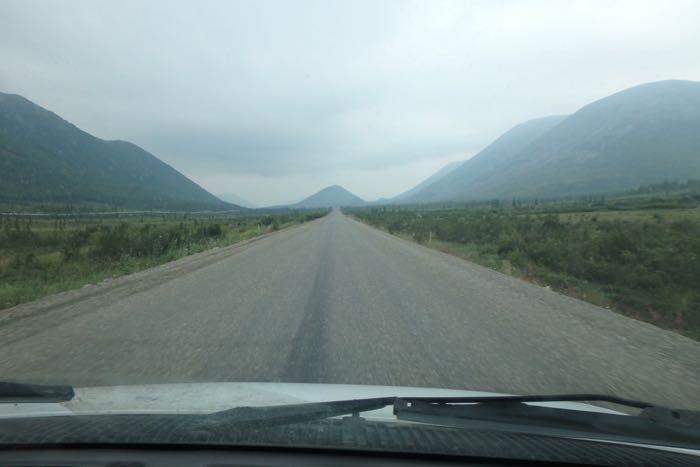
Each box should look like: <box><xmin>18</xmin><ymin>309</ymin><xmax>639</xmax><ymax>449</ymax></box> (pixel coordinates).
<box><xmin>400</xmin><ymin>115</ymin><xmax>567</xmax><ymax>203</ymax></box>
<box><xmin>293</xmin><ymin>185</ymin><xmax>365</xmax><ymax>208</ymax></box>
<box><xmin>217</xmin><ymin>192</ymin><xmax>256</xmax><ymax>208</ymax></box>
<box><xmin>0</xmin><ymin>92</ymin><xmax>238</xmax><ymax>211</ymax></box>
<box><xmin>371</xmin><ymin>197</ymin><xmax>392</xmax><ymax>205</ymax></box>
<box><xmin>391</xmin><ymin>160</ymin><xmax>464</xmax><ymax>202</ymax></box>
<box><xmin>403</xmin><ymin>80</ymin><xmax>700</xmax><ymax>203</ymax></box>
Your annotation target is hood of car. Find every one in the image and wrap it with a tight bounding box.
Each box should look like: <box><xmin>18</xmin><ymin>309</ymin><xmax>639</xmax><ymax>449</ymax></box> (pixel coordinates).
<box><xmin>0</xmin><ymin>382</ymin><xmax>623</xmax><ymax>420</ymax></box>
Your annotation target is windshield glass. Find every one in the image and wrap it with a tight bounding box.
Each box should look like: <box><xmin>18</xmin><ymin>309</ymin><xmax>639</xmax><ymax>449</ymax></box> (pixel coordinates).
<box><xmin>0</xmin><ymin>0</ymin><xmax>699</xmax><ymax>456</ymax></box>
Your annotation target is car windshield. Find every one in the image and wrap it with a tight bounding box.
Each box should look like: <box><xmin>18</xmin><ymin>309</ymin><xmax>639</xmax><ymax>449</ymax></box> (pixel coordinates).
<box><xmin>0</xmin><ymin>0</ymin><xmax>699</xmax><ymax>458</ymax></box>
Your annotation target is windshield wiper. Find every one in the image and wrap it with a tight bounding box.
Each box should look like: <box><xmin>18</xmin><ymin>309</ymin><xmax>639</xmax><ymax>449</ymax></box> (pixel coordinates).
<box><xmin>195</xmin><ymin>397</ymin><xmax>395</xmax><ymax>430</ymax></box>
<box><xmin>0</xmin><ymin>381</ymin><xmax>74</xmax><ymax>403</ymax></box>
<box><xmin>399</xmin><ymin>393</ymin><xmax>654</xmax><ymax>409</ymax></box>
<box><xmin>198</xmin><ymin>393</ymin><xmax>698</xmax><ymax>448</ymax></box>
<box><xmin>3</xmin><ymin>388</ymin><xmax>696</xmax><ymax>448</ymax></box>
<box><xmin>393</xmin><ymin>394</ymin><xmax>700</xmax><ymax>448</ymax></box>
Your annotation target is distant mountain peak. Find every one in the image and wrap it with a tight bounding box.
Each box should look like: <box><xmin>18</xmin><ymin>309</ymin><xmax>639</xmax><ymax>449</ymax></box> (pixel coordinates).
<box><xmin>293</xmin><ymin>185</ymin><xmax>365</xmax><ymax>208</ymax></box>
<box><xmin>216</xmin><ymin>192</ymin><xmax>257</xmax><ymax>208</ymax></box>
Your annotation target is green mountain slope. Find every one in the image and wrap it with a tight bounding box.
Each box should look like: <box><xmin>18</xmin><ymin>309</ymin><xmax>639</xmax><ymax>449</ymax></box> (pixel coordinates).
<box><xmin>0</xmin><ymin>92</ymin><xmax>237</xmax><ymax>211</ymax></box>
<box><xmin>294</xmin><ymin>185</ymin><xmax>365</xmax><ymax>208</ymax></box>
<box><xmin>405</xmin><ymin>80</ymin><xmax>700</xmax><ymax>203</ymax></box>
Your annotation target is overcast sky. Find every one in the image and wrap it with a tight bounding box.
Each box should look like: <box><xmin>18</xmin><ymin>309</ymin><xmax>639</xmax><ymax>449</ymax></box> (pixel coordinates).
<box><xmin>1</xmin><ymin>0</ymin><xmax>699</xmax><ymax>206</ymax></box>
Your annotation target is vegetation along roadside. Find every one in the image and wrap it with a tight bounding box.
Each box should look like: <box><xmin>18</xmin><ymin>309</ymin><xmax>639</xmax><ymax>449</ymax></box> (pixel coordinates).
<box><xmin>0</xmin><ymin>210</ymin><xmax>327</xmax><ymax>310</ymax></box>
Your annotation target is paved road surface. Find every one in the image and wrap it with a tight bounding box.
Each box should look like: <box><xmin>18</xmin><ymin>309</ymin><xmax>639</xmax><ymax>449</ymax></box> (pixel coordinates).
<box><xmin>1</xmin><ymin>211</ymin><xmax>699</xmax><ymax>408</ymax></box>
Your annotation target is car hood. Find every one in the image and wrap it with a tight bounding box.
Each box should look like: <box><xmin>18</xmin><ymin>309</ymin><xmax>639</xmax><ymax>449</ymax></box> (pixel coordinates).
<box><xmin>0</xmin><ymin>382</ymin><xmax>622</xmax><ymax>420</ymax></box>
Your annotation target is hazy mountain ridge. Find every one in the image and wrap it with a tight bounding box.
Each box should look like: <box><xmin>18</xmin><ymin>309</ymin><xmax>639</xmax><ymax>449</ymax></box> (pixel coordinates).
<box><xmin>401</xmin><ymin>80</ymin><xmax>700</xmax><ymax>203</ymax></box>
<box><xmin>217</xmin><ymin>192</ymin><xmax>257</xmax><ymax>208</ymax></box>
<box><xmin>0</xmin><ymin>92</ymin><xmax>237</xmax><ymax>211</ymax></box>
<box><xmin>293</xmin><ymin>185</ymin><xmax>365</xmax><ymax>208</ymax></box>
<box><xmin>399</xmin><ymin>115</ymin><xmax>567</xmax><ymax>203</ymax></box>
<box><xmin>391</xmin><ymin>160</ymin><xmax>464</xmax><ymax>202</ymax></box>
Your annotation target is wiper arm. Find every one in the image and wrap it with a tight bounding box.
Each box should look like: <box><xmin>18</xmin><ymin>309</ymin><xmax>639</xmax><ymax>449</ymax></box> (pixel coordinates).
<box><xmin>204</xmin><ymin>393</ymin><xmax>676</xmax><ymax>429</ymax></box>
<box><xmin>202</xmin><ymin>393</ymin><xmax>661</xmax><ymax>431</ymax></box>
<box><xmin>197</xmin><ymin>397</ymin><xmax>395</xmax><ymax>430</ymax></box>
<box><xmin>393</xmin><ymin>394</ymin><xmax>700</xmax><ymax>448</ymax></box>
<box><xmin>4</xmin><ymin>385</ymin><xmax>695</xmax><ymax>448</ymax></box>
<box><xmin>0</xmin><ymin>381</ymin><xmax>75</xmax><ymax>403</ymax></box>
<box><xmin>399</xmin><ymin>393</ymin><xmax>654</xmax><ymax>409</ymax></box>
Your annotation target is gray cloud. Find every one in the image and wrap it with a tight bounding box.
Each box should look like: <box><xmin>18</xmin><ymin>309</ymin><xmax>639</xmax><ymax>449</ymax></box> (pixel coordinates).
<box><xmin>2</xmin><ymin>0</ymin><xmax>700</xmax><ymax>205</ymax></box>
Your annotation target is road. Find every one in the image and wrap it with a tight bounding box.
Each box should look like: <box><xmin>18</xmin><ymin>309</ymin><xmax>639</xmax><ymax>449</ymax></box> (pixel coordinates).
<box><xmin>1</xmin><ymin>211</ymin><xmax>699</xmax><ymax>408</ymax></box>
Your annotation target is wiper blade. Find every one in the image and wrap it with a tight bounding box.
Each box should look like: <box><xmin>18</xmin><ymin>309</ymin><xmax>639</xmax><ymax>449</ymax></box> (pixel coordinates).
<box><xmin>0</xmin><ymin>381</ymin><xmax>74</xmax><ymax>403</ymax></box>
<box><xmin>204</xmin><ymin>393</ymin><xmax>668</xmax><ymax>428</ymax></box>
<box><xmin>393</xmin><ymin>394</ymin><xmax>700</xmax><ymax>448</ymax></box>
<box><xmin>399</xmin><ymin>393</ymin><xmax>654</xmax><ymax>409</ymax></box>
<box><xmin>203</xmin><ymin>393</ymin><xmax>658</xmax><ymax>430</ymax></box>
<box><xmin>197</xmin><ymin>393</ymin><xmax>699</xmax><ymax>448</ymax></box>
<box><xmin>197</xmin><ymin>397</ymin><xmax>395</xmax><ymax>430</ymax></box>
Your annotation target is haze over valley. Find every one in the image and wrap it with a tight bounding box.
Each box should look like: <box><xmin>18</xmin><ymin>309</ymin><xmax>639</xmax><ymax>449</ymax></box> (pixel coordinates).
<box><xmin>3</xmin><ymin>0</ymin><xmax>700</xmax><ymax>207</ymax></box>
<box><xmin>3</xmin><ymin>80</ymin><xmax>699</xmax><ymax>210</ymax></box>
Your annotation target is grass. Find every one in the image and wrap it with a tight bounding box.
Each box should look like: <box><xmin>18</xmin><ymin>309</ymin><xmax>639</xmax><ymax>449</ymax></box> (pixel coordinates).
<box><xmin>0</xmin><ymin>211</ymin><xmax>327</xmax><ymax>310</ymax></box>
<box><xmin>553</xmin><ymin>208</ymin><xmax>700</xmax><ymax>223</ymax></box>
<box><xmin>426</xmin><ymin>238</ymin><xmax>614</xmax><ymax>308</ymax></box>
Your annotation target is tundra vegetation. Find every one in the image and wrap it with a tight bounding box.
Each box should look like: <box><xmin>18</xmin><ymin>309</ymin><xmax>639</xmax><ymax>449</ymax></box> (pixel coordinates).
<box><xmin>0</xmin><ymin>210</ymin><xmax>327</xmax><ymax>310</ymax></box>
<box><xmin>350</xmin><ymin>181</ymin><xmax>700</xmax><ymax>340</ymax></box>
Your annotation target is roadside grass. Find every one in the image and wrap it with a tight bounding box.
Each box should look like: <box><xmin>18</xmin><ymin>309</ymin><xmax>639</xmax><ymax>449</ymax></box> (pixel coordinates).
<box><xmin>424</xmin><ymin>238</ymin><xmax>614</xmax><ymax>307</ymax></box>
<box><xmin>0</xmin><ymin>211</ymin><xmax>326</xmax><ymax>310</ymax></box>
<box><xmin>552</xmin><ymin>208</ymin><xmax>700</xmax><ymax>223</ymax></box>
<box><xmin>348</xmin><ymin>189</ymin><xmax>700</xmax><ymax>341</ymax></box>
